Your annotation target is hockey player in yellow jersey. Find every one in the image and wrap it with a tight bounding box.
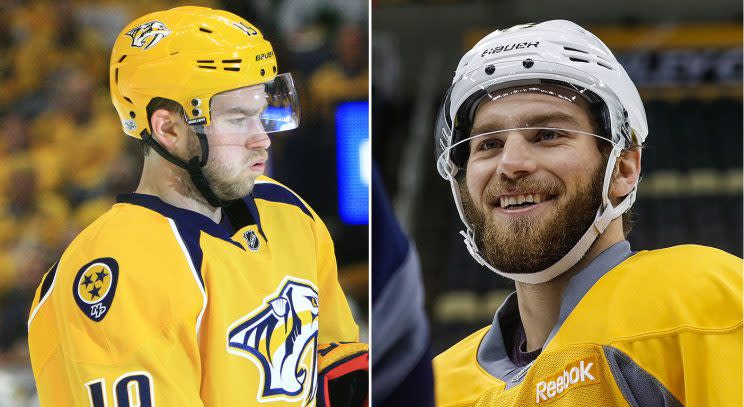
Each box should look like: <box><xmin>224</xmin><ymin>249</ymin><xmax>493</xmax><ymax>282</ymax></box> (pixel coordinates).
<box><xmin>433</xmin><ymin>20</ymin><xmax>742</xmax><ymax>406</ymax></box>
<box><xmin>28</xmin><ymin>6</ymin><xmax>366</xmax><ymax>407</ymax></box>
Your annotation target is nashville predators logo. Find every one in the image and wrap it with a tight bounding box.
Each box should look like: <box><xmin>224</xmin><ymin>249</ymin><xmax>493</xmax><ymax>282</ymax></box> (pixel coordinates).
<box><xmin>125</xmin><ymin>21</ymin><xmax>171</xmax><ymax>50</ymax></box>
<box><xmin>72</xmin><ymin>258</ymin><xmax>119</xmax><ymax>322</ymax></box>
<box><xmin>227</xmin><ymin>277</ymin><xmax>319</xmax><ymax>405</ymax></box>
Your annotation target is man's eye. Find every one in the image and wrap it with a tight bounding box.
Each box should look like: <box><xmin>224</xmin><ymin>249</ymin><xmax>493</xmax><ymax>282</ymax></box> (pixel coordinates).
<box><xmin>229</xmin><ymin>117</ymin><xmax>247</xmax><ymax>125</ymax></box>
<box><xmin>536</xmin><ymin>130</ymin><xmax>561</xmax><ymax>142</ymax></box>
<box><xmin>478</xmin><ymin>138</ymin><xmax>503</xmax><ymax>151</ymax></box>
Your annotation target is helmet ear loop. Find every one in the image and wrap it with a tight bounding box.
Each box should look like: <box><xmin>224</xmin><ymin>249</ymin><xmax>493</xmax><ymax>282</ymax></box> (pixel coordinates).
<box><xmin>448</xmin><ymin>172</ymin><xmax>486</xmax><ymax>266</ymax></box>
<box><xmin>599</xmin><ymin>141</ymin><xmax>639</xmax><ymax>225</ymax></box>
<box><xmin>601</xmin><ymin>146</ymin><xmax>621</xmax><ymax>208</ymax></box>
<box><xmin>612</xmin><ymin>143</ymin><xmax>640</xmax><ymax>219</ymax></box>
<box><xmin>185</xmin><ymin>128</ymin><xmax>223</xmax><ymax>208</ymax></box>
<box><xmin>181</xmin><ymin>112</ymin><xmax>222</xmax><ymax>207</ymax></box>
<box><xmin>588</xmin><ymin>139</ymin><xmax>623</xmax><ymax>236</ymax></box>
<box><xmin>195</xmin><ymin>130</ymin><xmax>210</xmax><ymax>167</ymax></box>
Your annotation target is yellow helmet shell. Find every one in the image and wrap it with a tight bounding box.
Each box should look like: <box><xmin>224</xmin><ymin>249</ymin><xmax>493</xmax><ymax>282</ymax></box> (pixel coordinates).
<box><xmin>110</xmin><ymin>6</ymin><xmax>278</xmax><ymax>138</ymax></box>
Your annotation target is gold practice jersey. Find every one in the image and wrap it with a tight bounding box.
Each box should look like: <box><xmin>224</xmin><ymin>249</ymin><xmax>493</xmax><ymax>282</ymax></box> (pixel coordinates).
<box><xmin>434</xmin><ymin>242</ymin><xmax>742</xmax><ymax>407</ymax></box>
<box><xmin>28</xmin><ymin>177</ymin><xmax>359</xmax><ymax>406</ymax></box>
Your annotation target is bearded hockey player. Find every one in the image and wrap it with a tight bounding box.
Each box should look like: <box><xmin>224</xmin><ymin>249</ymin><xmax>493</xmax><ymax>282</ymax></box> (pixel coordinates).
<box><xmin>28</xmin><ymin>6</ymin><xmax>366</xmax><ymax>406</ymax></box>
<box><xmin>433</xmin><ymin>20</ymin><xmax>742</xmax><ymax>406</ymax></box>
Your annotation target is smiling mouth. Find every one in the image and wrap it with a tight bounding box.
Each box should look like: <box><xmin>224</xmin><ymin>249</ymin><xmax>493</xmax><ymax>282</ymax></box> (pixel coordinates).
<box><xmin>496</xmin><ymin>193</ymin><xmax>556</xmax><ymax>210</ymax></box>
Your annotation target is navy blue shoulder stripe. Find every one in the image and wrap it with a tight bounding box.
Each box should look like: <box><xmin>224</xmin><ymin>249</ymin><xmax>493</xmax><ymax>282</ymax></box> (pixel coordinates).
<box><xmin>117</xmin><ymin>193</ymin><xmax>244</xmax><ymax>249</ymax></box>
<box><xmin>253</xmin><ymin>182</ymin><xmax>314</xmax><ymax>220</ymax></box>
<box><xmin>171</xmin><ymin>220</ymin><xmax>206</xmax><ymax>289</ymax></box>
<box><xmin>39</xmin><ymin>261</ymin><xmax>59</xmax><ymax>300</ymax></box>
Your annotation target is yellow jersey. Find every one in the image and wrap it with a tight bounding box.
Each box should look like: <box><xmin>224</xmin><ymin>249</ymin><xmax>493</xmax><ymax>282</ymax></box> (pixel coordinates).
<box><xmin>28</xmin><ymin>176</ymin><xmax>359</xmax><ymax>406</ymax></box>
<box><xmin>434</xmin><ymin>242</ymin><xmax>742</xmax><ymax>407</ymax></box>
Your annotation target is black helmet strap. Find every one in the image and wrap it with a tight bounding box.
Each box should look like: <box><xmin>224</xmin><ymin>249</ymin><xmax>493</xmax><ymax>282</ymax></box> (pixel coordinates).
<box><xmin>140</xmin><ymin>129</ymin><xmax>224</xmax><ymax>208</ymax></box>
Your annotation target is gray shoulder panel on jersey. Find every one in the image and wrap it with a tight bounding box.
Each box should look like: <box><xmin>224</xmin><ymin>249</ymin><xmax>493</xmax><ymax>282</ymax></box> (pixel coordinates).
<box><xmin>604</xmin><ymin>346</ymin><xmax>683</xmax><ymax>407</ymax></box>
<box><xmin>477</xmin><ymin>292</ymin><xmax>532</xmax><ymax>388</ymax></box>
<box><xmin>477</xmin><ymin>241</ymin><xmax>634</xmax><ymax>389</ymax></box>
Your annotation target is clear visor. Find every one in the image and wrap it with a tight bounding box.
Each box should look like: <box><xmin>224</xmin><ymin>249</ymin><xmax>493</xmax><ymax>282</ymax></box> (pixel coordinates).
<box><xmin>191</xmin><ymin>73</ymin><xmax>300</xmax><ymax>144</ymax></box>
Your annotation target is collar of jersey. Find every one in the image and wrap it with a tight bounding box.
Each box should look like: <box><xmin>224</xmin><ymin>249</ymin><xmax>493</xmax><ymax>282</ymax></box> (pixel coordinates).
<box><xmin>476</xmin><ymin>240</ymin><xmax>634</xmax><ymax>386</ymax></box>
<box><xmin>545</xmin><ymin>240</ymin><xmax>633</xmax><ymax>346</ymax></box>
<box><xmin>116</xmin><ymin>193</ymin><xmax>247</xmax><ymax>249</ymax></box>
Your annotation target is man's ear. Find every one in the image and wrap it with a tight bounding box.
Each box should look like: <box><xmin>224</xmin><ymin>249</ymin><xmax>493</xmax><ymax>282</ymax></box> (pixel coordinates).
<box><xmin>610</xmin><ymin>147</ymin><xmax>642</xmax><ymax>201</ymax></box>
<box><xmin>149</xmin><ymin>109</ymin><xmax>182</xmax><ymax>152</ymax></box>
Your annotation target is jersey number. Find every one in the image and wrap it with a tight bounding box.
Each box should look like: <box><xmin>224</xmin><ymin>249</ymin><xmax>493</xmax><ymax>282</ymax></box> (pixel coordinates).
<box><xmin>86</xmin><ymin>372</ymin><xmax>154</xmax><ymax>407</ymax></box>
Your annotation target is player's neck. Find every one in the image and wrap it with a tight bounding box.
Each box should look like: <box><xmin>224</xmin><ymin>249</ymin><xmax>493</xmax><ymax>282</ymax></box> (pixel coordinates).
<box><xmin>136</xmin><ymin>159</ymin><xmax>222</xmax><ymax>223</ymax></box>
<box><xmin>515</xmin><ymin>218</ymin><xmax>624</xmax><ymax>352</ymax></box>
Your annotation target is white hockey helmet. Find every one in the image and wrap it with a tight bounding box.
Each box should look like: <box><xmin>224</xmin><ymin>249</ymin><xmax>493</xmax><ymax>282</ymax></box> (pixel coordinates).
<box><xmin>435</xmin><ymin>20</ymin><xmax>647</xmax><ymax>284</ymax></box>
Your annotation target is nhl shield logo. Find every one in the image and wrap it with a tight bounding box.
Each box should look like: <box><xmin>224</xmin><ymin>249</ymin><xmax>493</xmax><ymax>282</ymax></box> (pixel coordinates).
<box><xmin>227</xmin><ymin>277</ymin><xmax>319</xmax><ymax>405</ymax></box>
<box><xmin>125</xmin><ymin>20</ymin><xmax>171</xmax><ymax>50</ymax></box>
<box><xmin>123</xmin><ymin>119</ymin><xmax>137</xmax><ymax>131</ymax></box>
<box><xmin>72</xmin><ymin>258</ymin><xmax>119</xmax><ymax>322</ymax></box>
<box><xmin>244</xmin><ymin>230</ymin><xmax>260</xmax><ymax>251</ymax></box>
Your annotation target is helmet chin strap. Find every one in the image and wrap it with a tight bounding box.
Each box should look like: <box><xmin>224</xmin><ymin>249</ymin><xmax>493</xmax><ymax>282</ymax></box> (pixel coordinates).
<box><xmin>450</xmin><ymin>143</ymin><xmax>635</xmax><ymax>285</ymax></box>
<box><xmin>141</xmin><ymin>129</ymin><xmax>224</xmax><ymax>208</ymax></box>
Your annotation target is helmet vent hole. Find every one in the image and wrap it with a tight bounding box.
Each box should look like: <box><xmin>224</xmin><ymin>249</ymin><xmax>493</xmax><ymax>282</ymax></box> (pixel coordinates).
<box><xmin>117</xmin><ymin>55</ymin><xmax>127</xmax><ymax>63</ymax></box>
<box><xmin>222</xmin><ymin>59</ymin><xmax>241</xmax><ymax>63</ymax></box>
<box><xmin>197</xmin><ymin>60</ymin><xmax>214</xmax><ymax>63</ymax></box>
<box><xmin>224</xmin><ymin>67</ymin><xmax>240</xmax><ymax>72</ymax></box>
<box><xmin>260</xmin><ymin>68</ymin><xmax>266</xmax><ymax>76</ymax></box>
<box><xmin>123</xmin><ymin>96</ymin><xmax>133</xmax><ymax>104</ymax></box>
<box><xmin>568</xmin><ymin>57</ymin><xmax>589</xmax><ymax>63</ymax></box>
<box><xmin>563</xmin><ymin>46</ymin><xmax>588</xmax><ymax>54</ymax></box>
<box><xmin>199</xmin><ymin>27</ymin><xmax>213</xmax><ymax>33</ymax></box>
<box><xmin>114</xmin><ymin>68</ymin><xmax>119</xmax><ymax>84</ymax></box>
<box><xmin>597</xmin><ymin>62</ymin><xmax>614</xmax><ymax>70</ymax></box>
<box><xmin>198</xmin><ymin>65</ymin><xmax>217</xmax><ymax>69</ymax></box>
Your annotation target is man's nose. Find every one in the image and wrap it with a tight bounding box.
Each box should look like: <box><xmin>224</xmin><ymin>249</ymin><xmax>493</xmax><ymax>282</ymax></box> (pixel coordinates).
<box><xmin>496</xmin><ymin>135</ymin><xmax>537</xmax><ymax>180</ymax></box>
<box><xmin>246</xmin><ymin>123</ymin><xmax>271</xmax><ymax>150</ymax></box>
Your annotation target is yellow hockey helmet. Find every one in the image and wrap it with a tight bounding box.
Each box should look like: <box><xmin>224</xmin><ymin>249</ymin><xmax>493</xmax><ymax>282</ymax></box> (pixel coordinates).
<box><xmin>110</xmin><ymin>6</ymin><xmax>299</xmax><ymax>139</ymax></box>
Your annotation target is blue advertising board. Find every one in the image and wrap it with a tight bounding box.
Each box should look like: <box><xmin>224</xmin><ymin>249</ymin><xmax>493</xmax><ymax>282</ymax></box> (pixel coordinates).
<box><xmin>335</xmin><ymin>101</ymin><xmax>370</xmax><ymax>225</ymax></box>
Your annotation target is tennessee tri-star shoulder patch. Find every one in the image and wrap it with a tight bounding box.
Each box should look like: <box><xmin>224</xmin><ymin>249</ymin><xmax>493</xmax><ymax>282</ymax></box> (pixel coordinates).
<box><xmin>72</xmin><ymin>258</ymin><xmax>119</xmax><ymax>322</ymax></box>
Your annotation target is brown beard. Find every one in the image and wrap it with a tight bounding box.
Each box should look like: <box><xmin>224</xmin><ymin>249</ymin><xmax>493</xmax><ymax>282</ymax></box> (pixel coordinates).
<box><xmin>460</xmin><ymin>164</ymin><xmax>605</xmax><ymax>275</ymax></box>
<box><xmin>202</xmin><ymin>150</ymin><xmax>260</xmax><ymax>201</ymax></box>
<box><xmin>181</xmin><ymin>131</ymin><xmax>265</xmax><ymax>202</ymax></box>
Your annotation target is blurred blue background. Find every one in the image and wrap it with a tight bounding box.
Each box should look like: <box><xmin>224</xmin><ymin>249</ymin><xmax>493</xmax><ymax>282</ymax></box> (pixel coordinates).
<box><xmin>337</xmin><ymin>101</ymin><xmax>370</xmax><ymax>225</ymax></box>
